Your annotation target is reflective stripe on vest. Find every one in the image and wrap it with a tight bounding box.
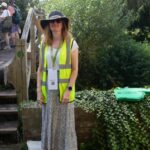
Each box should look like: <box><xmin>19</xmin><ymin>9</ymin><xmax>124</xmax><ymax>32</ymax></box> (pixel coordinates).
<box><xmin>40</xmin><ymin>38</ymin><xmax>75</xmax><ymax>103</ymax></box>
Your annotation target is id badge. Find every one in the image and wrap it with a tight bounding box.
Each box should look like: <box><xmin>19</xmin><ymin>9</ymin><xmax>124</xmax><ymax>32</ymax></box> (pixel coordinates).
<box><xmin>48</xmin><ymin>69</ymin><xmax>58</xmax><ymax>90</ymax></box>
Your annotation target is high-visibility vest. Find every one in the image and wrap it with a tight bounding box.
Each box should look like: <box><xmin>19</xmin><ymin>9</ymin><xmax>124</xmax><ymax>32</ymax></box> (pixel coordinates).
<box><xmin>40</xmin><ymin>38</ymin><xmax>75</xmax><ymax>103</ymax></box>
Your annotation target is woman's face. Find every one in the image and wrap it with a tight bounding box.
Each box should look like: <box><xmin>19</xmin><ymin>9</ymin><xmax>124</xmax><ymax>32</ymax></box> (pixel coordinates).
<box><xmin>49</xmin><ymin>19</ymin><xmax>63</xmax><ymax>33</ymax></box>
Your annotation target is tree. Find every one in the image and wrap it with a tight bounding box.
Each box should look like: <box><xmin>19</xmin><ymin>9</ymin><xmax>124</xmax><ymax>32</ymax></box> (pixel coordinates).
<box><xmin>40</xmin><ymin>0</ymin><xmax>150</xmax><ymax>89</ymax></box>
<box><xmin>127</xmin><ymin>0</ymin><xmax>150</xmax><ymax>42</ymax></box>
<box><xmin>15</xmin><ymin>0</ymin><xmax>40</xmax><ymax>28</ymax></box>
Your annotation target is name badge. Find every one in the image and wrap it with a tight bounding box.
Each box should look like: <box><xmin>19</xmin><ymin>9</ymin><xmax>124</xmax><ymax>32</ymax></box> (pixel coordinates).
<box><xmin>48</xmin><ymin>69</ymin><xmax>58</xmax><ymax>90</ymax></box>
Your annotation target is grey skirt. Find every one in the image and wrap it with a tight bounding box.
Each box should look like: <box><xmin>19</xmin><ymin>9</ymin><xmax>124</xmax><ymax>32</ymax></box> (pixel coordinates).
<box><xmin>41</xmin><ymin>90</ymin><xmax>78</xmax><ymax>150</ymax></box>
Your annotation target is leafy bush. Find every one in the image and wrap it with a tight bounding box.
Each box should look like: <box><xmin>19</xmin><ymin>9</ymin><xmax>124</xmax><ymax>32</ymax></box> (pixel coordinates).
<box><xmin>41</xmin><ymin>0</ymin><xmax>150</xmax><ymax>90</ymax></box>
<box><xmin>127</xmin><ymin>0</ymin><xmax>150</xmax><ymax>42</ymax></box>
<box><xmin>75</xmin><ymin>89</ymin><xmax>150</xmax><ymax>150</ymax></box>
<box><xmin>96</xmin><ymin>39</ymin><xmax>150</xmax><ymax>89</ymax></box>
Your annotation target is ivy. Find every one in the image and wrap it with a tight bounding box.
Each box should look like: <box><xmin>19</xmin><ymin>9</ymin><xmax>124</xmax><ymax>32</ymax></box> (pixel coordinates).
<box><xmin>75</xmin><ymin>89</ymin><xmax>150</xmax><ymax>150</ymax></box>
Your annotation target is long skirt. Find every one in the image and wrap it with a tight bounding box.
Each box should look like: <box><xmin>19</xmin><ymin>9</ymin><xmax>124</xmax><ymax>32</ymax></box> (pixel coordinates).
<box><xmin>41</xmin><ymin>90</ymin><xmax>78</xmax><ymax>150</ymax></box>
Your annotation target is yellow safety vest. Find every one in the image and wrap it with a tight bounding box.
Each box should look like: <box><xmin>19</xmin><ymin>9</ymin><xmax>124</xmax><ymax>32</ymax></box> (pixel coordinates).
<box><xmin>40</xmin><ymin>38</ymin><xmax>75</xmax><ymax>103</ymax></box>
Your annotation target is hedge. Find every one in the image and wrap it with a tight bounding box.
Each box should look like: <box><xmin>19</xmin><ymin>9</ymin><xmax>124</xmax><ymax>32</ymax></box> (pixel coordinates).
<box><xmin>75</xmin><ymin>89</ymin><xmax>150</xmax><ymax>150</ymax></box>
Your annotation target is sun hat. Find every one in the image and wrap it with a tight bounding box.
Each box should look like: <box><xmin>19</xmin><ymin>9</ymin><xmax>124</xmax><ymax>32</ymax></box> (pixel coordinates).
<box><xmin>1</xmin><ymin>2</ymin><xmax>7</xmax><ymax>7</ymax></box>
<box><xmin>40</xmin><ymin>11</ymin><xmax>69</xmax><ymax>29</ymax></box>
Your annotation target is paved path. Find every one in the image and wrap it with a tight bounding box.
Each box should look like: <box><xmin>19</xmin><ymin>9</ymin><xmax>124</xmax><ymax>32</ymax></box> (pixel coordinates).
<box><xmin>27</xmin><ymin>141</ymin><xmax>42</xmax><ymax>150</ymax></box>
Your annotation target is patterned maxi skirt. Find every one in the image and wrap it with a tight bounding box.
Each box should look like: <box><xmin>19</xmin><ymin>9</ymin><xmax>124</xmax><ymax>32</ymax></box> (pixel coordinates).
<box><xmin>41</xmin><ymin>90</ymin><xmax>78</xmax><ymax>150</ymax></box>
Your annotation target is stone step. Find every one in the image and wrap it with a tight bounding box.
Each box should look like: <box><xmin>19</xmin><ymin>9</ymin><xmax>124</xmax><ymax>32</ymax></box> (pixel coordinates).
<box><xmin>0</xmin><ymin>113</ymin><xmax>18</xmax><ymax>122</ymax></box>
<box><xmin>0</xmin><ymin>49</ymin><xmax>15</xmax><ymax>70</ymax></box>
<box><xmin>0</xmin><ymin>133</ymin><xmax>19</xmax><ymax>145</ymax></box>
<box><xmin>0</xmin><ymin>90</ymin><xmax>17</xmax><ymax>99</ymax></box>
<box><xmin>0</xmin><ymin>90</ymin><xmax>17</xmax><ymax>104</ymax></box>
<box><xmin>0</xmin><ymin>121</ymin><xmax>18</xmax><ymax>134</ymax></box>
<box><xmin>0</xmin><ymin>104</ymin><xmax>18</xmax><ymax>114</ymax></box>
<box><xmin>0</xmin><ymin>144</ymin><xmax>21</xmax><ymax>150</ymax></box>
<box><xmin>0</xmin><ymin>121</ymin><xmax>18</xmax><ymax>144</ymax></box>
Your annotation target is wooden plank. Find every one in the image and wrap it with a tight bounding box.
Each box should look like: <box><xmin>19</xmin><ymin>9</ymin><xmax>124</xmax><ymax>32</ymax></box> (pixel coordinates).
<box><xmin>15</xmin><ymin>39</ymin><xmax>28</xmax><ymax>101</ymax></box>
<box><xmin>0</xmin><ymin>104</ymin><xmax>18</xmax><ymax>113</ymax></box>
<box><xmin>0</xmin><ymin>90</ymin><xmax>16</xmax><ymax>98</ymax></box>
<box><xmin>27</xmin><ymin>60</ymin><xmax>31</xmax><ymax>89</ymax></box>
<box><xmin>34</xmin><ymin>8</ymin><xmax>45</xmax><ymax>16</ymax></box>
<box><xmin>21</xmin><ymin>40</ymin><xmax>28</xmax><ymax>101</ymax></box>
<box><xmin>21</xmin><ymin>8</ymin><xmax>34</xmax><ymax>40</ymax></box>
<box><xmin>0</xmin><ymin>121</ymin><xmax>18</xmax><ymax>133</ymax></box>
<box><xmin>7</xmin><ymin>52</ymin><xmax>17</xmax><ymax>90</ymax></box>
<box><xmin>0</xmin><ymin>49</ymin><xmax>15</xmax><ymax>70</ymax></box>
<box><xmin>30</xmin><ymin>18</ymin><xmax>36</xmax><ymax>78</ymax></box>
<box><xmin>15</xmin><ymin>40</ymin><xmax>23</xmax><ymax>101</ymax></box>
<box><xmin>0</xmin><ymin>144</ymin><xmax>21</xmax><ymax>150</ymax></box>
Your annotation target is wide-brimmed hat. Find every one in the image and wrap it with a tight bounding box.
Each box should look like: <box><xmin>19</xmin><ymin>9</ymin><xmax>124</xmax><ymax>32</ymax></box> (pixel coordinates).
<box><xmin>40</xmin><ymin>11</ymin><xmax>69</xmax><ymax>29</ymax></box>
<box><xmin>1</xmin><ymin>2</ymin><xmax>7</xmax><ymax>7</ymax></box>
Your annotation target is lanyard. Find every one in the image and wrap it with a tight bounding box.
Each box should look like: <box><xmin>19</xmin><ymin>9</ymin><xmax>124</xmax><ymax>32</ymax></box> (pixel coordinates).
<box><xmin>50</xmin><ymin>46</ymin><xmax>60</xmax><ymax>68</ymax></box>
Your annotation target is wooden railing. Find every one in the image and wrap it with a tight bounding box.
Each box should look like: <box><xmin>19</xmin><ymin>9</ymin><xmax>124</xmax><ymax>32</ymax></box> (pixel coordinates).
<box><xmin>7</xmin><ymin>8</ymin><xmax>45</xmax><ymax>101</ymax></box>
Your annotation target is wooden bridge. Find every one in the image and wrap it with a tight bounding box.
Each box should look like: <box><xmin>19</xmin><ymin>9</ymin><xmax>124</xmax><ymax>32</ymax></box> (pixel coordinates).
<box><xmin>0</xmin><ymin>8</ymin><xmax>45</xmax><ymax>146</ymax></box>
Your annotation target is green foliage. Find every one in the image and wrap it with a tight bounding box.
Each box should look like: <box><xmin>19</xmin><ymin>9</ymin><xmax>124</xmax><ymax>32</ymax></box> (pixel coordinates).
<box><xmin>127</xmin><ymin>0</ymin><xmax>150</xmax><ymax>42</ymax></box>
<box><xmin>0</xmin><ymin>83</ymin><xmax>14</xmax><ymax>90</ymax></box>
<box><xmin>20</xmin><ymin>142</ymin><xmax>28</xmax><ymax>150</ymax></box>
<box><xmin>40</xmin><ymin>0</ymin><xmax>150</xmax><ymax>90</ymax></box>
<box><xmin>15</xmin><ymin>0</ymin><xmax>40</xmax><ymax>28</ymax></box>
<box><xmin>75</xmin><ymin>89</ymin><xmax>150</xmax><ymax>150</ymax></box>
<box><xmin>96</xmin><ymin>39</ymin><xmax>150</xmax><ymax>89</ymax></box>
<box><xmin>15</xmin><ymin>0</ymin><xmax>28</xmax><ymax>28</ymax></box>
<box><xmin>19</xmin><ymin>100</ymin><xmax>39</xmax><ymax>109</ymax></box>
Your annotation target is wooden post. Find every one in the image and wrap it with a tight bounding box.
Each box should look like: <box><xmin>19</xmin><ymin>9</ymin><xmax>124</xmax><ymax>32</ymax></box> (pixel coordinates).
<box><xmin>30</xmin><ymin>17</ymin><xmax>36</xmax><ymax>79</ymax></box>
<box><xmin>15</xmin><ymin>39</ymin><xmax>28</xmax><ymax>101</ymax></box>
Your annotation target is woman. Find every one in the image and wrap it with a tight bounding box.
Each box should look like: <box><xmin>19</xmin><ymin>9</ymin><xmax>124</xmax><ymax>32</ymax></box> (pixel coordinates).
<box><xmin>37</xmin><ymin>11</ymin><xmax>78</xmax><ymax>150</ymax></box>
<box><xmin>8</xmin><ymin>0</ymin><xmax>20</xmax><ymax>48</ymax></box>
<box><xmin>0</xmin><ymin>2</ymin><xmax>11</xmax><ymax>50</ymax></box>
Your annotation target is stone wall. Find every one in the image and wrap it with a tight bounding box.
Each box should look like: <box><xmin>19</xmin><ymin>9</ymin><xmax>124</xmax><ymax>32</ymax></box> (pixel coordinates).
<box><xmin>21</xmin><ymin>106</ymin><xmax>42</xmax><ymax>140</ymax></box>
<box><xmin>21</xmin><ymin>105</ymin><xmax>96</xmax><ymax>145</ymax></box>
<box><xmin>75</xmin><ymin>108</ymin><xmax>96</xmax><ymax>144</ymax></box>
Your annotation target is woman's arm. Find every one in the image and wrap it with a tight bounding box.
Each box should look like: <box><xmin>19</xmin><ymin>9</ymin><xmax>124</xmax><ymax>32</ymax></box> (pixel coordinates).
<box><xmin>62</xmin><ymin>48</ymin><xmax>79</xmax><ymax>103</ymax></box>
<box><xmin>37</xmin><ymin>57</ymin><xmax>42</xmax><ymax>91</ymax></box>
<box><xmin>68</xmin><ymin>49</ymin><xmax>78</xmax><ymax>87</ymax></box>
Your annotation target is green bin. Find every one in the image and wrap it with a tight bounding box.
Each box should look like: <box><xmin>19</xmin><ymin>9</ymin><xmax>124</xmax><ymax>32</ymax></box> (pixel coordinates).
<box><xmin>114</xmin><ymin>87</ymin><xmax>150</xmax><ymax>101</ymax></box>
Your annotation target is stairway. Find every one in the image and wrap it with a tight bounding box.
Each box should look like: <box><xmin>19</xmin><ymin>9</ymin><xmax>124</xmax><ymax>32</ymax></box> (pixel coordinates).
<box><xmin>0</xmin><ymin>90</ymin><xmax>19</xmax><ymax>145</ymax></box>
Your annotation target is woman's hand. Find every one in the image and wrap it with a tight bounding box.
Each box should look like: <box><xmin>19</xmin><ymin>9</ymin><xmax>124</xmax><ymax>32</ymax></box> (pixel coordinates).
<box><xmin>37</xmin><ymin>89</ymin><xmax>45</xmax><ymax>105</ymax></box>
<box><xmin>62</xmin><ymin>90</ymin><xmax>70</xmax><ymax>104</ymax></box>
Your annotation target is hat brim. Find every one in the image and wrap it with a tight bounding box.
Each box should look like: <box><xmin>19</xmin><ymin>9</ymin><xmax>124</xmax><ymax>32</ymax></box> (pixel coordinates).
<box><xmin>40</xmin><ymin>17</ymin><xmax>69</xmax><ymax>29</ymax></box>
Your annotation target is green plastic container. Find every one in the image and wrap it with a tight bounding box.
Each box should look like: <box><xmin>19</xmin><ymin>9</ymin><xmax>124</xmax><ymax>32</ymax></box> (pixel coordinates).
<box><xmin>114</xmin><ymin>87</ymin><xmax>150</xmax><ymax>101</ymax></box>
